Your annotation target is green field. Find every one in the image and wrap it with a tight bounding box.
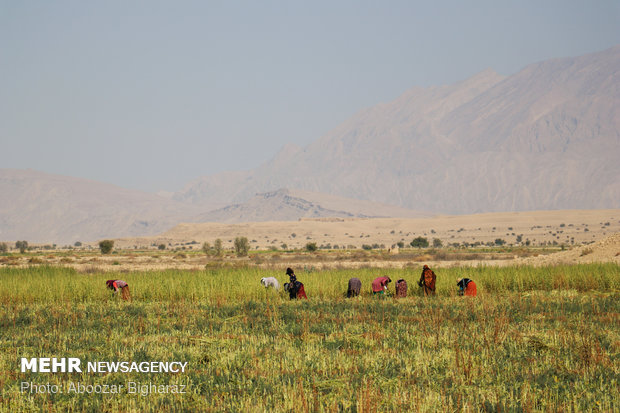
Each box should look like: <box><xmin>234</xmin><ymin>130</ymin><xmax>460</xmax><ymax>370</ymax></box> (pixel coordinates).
<box><xmin>1</xmin><ymin>264</ymin><xmax>618</xmax><ymax>412</ymax></box>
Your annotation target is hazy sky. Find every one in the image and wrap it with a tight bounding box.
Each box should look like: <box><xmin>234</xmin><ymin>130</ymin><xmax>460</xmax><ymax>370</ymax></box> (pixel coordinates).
<box><xmin>1</xmin><ymin>1</ymin><xmax>619</xmax><ymax>192</ymax></box>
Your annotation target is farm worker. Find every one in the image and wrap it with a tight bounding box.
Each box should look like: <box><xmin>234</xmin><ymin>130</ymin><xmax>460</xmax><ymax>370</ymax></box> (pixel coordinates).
<box><xmin>395</xmin><ymin>279</ymin><xmax>408</xmax><ymax>298</ymax></box>
<box><xmin>418</xmin><ymin>265</ymin><xmax>436</xmax><ymax>296</ymax></box>
<box><xmin>285</xmin><ymin>268</ymin><xmax>307</xmax><ymax>299</ymax></box>
<box><xmin>371</xmin><ymin>276</ymin><xmax>391</xmax><ymax>296</ymax></box>
<box><xmin>457</xmin><ymin>278</ymin><xmax>477</xmax><ymax>296</ymax></box>
<box><xmin>106</xmin><ymin>279</ymin><xmax>131</xmax><ymax>300</ymax></box>
<box><xmin>260</xmin><ymin>277</ymin><xmax>280</xmax><ymax>290</ymax></box>
<box><xmin>347</xmin><ymin>277</ymin><xmax>362</xmax><ymax>297</ymax></box>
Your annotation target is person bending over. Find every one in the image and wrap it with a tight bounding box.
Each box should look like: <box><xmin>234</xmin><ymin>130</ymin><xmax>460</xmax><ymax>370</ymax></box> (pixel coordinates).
<box><xmin>457</xmin><ymin>278</ymin><xmax>477</xmax><ymax>297</ymax></box>
<box><xmin>371</xmin><ymin>276</ymin><xmax>392</xmax><ymax>297</ymax></box>
<box><xmin>106</xmin><ymin>279</ymin><xmax>131</xmax><ymax>300</ymax></box>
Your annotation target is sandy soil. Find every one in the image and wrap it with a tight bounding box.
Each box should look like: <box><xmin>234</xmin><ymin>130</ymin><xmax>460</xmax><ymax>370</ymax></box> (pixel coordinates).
<box><xmin>114</xmin><ymin>209</ymin><xmax>620</xmax><ymax>251</ymax></box>
<box><xmin>3</xmin><ymin>210</ymin><xmax>618</xmax><ymax>272</ymax></box>
<box><xmin>518</xmin><ymin>232</ymin><xmax>620</xmax><ymax>266</ymax></box>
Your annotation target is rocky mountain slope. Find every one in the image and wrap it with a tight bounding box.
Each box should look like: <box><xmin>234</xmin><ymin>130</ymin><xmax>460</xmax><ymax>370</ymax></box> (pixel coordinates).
<box><xmin>0</xmin><ymin>171</ymin><xmax>424</xmax><ymax>243</ymax></box>
<box><xmin>4</xmin><ymin>46</ymin><xmax>619</xmax><ymax>243</ymax></box>
<box><xmin>0</xmin><ymin>169</ymin><xmax>206</xmax><ymax>244</ymax></box>
<box><xmin>175</xmin><ymin>46</ymin><xmax>620</xmax><ymax>213</ymax></box>
<box><xmin>197</xmin><ymin>188</ymin><xmax>430</xmax><ymax>223</ymax></box>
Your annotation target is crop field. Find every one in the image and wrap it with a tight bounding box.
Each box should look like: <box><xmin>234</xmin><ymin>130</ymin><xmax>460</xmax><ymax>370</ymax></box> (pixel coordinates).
<box><xmin>1</xmin><ymin>264</ymin><xmax>618</xmax><ymax>412</ymax></box>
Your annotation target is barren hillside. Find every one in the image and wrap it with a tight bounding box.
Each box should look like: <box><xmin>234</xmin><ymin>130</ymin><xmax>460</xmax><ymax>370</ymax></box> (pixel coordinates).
<box><xmin>176</xmin><ymin>46</ymin><xmax>620</xmax><ymax>213</ymax></box>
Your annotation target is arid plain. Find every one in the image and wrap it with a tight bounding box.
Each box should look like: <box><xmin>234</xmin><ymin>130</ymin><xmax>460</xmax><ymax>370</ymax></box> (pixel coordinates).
<box><xmin>3</xmin><ymin>209</ymin><xmax>618</xmax><ymax>272</ymax></box>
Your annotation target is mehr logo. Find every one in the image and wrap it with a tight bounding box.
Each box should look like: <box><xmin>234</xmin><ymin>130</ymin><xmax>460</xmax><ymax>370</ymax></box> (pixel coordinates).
<box><xmin>21</xmin><ymin>358</ymin><xmax>188</xmax><ymax>373</ymax></box>
<box><xmin>21</xmin><ymin>358</ymin><xmax>82</xmax><ymax>373</ymax></box>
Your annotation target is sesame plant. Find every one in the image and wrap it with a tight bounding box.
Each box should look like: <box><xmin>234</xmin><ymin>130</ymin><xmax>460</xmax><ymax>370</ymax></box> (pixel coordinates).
<box><xmin>1</xmin><ymin>264</ymin><xmax>618</xmax><ymax>412</ymax></box>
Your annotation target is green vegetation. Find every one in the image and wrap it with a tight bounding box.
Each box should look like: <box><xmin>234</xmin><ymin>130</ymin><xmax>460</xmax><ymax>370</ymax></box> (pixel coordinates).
<box><xmin>213</xmin><ymin>239</ymin><xmax>223</xmax><ymax>257</ymax></box>
<box><xmin>410</xmin><ymin>236</ymin><xmax>429</xmax><ymax>248</ymax></box>
<box><xmin>15</xmin><ymin>240</ymin><xmax>28</xmax><ymax>254</ymax></box>
<box><xmin>98</xmin><ymin>240</ymin><xmax>114</xmax><ymax>254</ymax></box>
<box><xmin>234</xmin><ymin>237</ymin><xmax>250</xmax><ymax>257</ymax></box>
<box><xmin>1</xmin><ymin>264</ymin><xmax>618</xmax><ymax>412</ymax></box>
<box><xmin>305</xmin><ymin>242</ymin><xmax>318</xmax><ymax>252</ymax></box>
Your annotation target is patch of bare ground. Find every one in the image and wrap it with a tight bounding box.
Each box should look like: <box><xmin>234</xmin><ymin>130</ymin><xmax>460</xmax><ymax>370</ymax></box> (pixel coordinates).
<box><xmin>518</xmin><ymin>232</ymin><xmax>620</xmax><ymax>266</ymax></box>
<box><xmin>111</xmin><ymin>209</ymin><xmax>620</xmax><ymax>252</ymax></box>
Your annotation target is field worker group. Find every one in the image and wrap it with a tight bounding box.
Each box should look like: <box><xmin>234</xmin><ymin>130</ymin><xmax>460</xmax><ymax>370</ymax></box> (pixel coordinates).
<box><xmin>257</xmin><ymin>265</ymin><xmax>478</xmax><ymax>299</ymax></box>
<box><xmin>106</xmin><ymin>266</ymin><xmax>478</xmax><ymax>300</ymax></box>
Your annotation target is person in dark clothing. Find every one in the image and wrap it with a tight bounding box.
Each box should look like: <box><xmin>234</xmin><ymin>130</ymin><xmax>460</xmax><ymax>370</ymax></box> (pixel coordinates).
<box><xmin>285</xmin><ymin>268</ymin><xmax>307</xmax><ymax>299</ymax></box>
<box><xmin>347</xmin><ymin>278</ymin><xmax>362</xmax><ymax>297</ymax></box>
<box><xmin>395</xmin><ymin>279</ymin><xmax>408</xmax><ymax>298</ymax></box>
<box><xmin>418</xmin><ymin>265</ymin><xmax>436</xmax><ymax>296</ymax></box>
<box><xmin>457</xmin><ymin>278</ymin><xmax>477</xmax><ymax>296</ymax></box>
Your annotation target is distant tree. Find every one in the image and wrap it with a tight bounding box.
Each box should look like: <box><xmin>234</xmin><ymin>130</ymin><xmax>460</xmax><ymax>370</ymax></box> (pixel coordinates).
<box><xmin>158</xmin><ymin>244</ymin><xmax>166</xmax><ymax>250</ymax></box>
<box><xmin>396</xmin><ymin>241</ymin><xmax>405</xmax><ymax>249</ymax></box>
<box><xmin>494</xmin><ymin>238</ymin><xmax>506</xmax><ymax>246</ymax></box>
<box><xmin>15</xmin><ymin>240</ymin><xmax>28</xmax><ymax>253</ymax></box>
<box><xmin>0</xmin><ymin>243</ymin><xmax>7</xmax><ymax>253</ymax></box>
<box><xmin>361</xmin><ymin>244</ymin><xmax>372</xmax><ymax>250</ymax></box>
<box><xmin>234</xmin><ymin>237</ymin><xmax>249</xmax><ymax>256</ymax></box>
<box><xmin>98</xmin><ymin>240</ymin><xmax>114</xmax><ymax>254</ymax></box>
<box><xmin>410</xmin><ymin>237</ymin><xmax>429</xmax><ymax>248</ymax></box>
<box><xmin>213</xmin><ymin>239</ymin><xmax>223</xmax><ymax>257</ymax></box>
<box><xmin>74</xmin><ymin>241</ymin><xmax>82</xmax><ymax>247</ymax></box>
<box><xmin>516</xmin><ymin>234</ymin><xmax>523</xmax><ymax>244</ymax></box>
<box><xmin>280</xmin><ymin>243</ymin><xmax>288</xmax><ymax>250</ymax></box>
<box><xmin>305</xmin><ymin>242</ymin><xmax>318</xmax><ymax>252</ymax></box>
<box><xmin>432</xmin><ymin>238</ymin><xmax>443</xmax><ymax>248</ymax></box>
<box><xmin>202</xmin><ymin>242</ymin><xmax>211</xmax><ymax>255</ymax></box>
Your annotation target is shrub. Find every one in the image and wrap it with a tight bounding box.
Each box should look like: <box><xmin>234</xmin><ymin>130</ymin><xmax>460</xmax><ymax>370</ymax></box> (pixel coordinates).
<box><xmin>158</xmin><ymin>244</ymin><xmax>166</xmax><ymax>250</ymax></box>
<box><xmin>494</xmin><ymin>238</ymin><xmax>506</xmax><ymax>246</ymax></box>
<box><xmin>410</xmin><ymin>237</ymin><xmax>429</xmax><ymax>248</ymax></box>
<box><xmin>74</xmin><ymin>241</ymin><xmax>82</xmax><ymax>247</ymax></box>
<box><xmin>305</xmin><ymin>242</ymin><xmax>318</xmax><ymax>252</ymax></box>
<box><xmin>234</xmin><ymin>237</ymin><xmax>250</xmax><ymax>256</ymax></box>
<box><xmin>0</xmin><ymin>243</ymin><xmax>7</xmax><ymax>253</ymax></box>
<box><xmin>432</xmin><ymin>238</ymin><xmax>443</xmax><ymax>248</ymax></box>
<box><xmin>214</xmin><ymin>239</ymin><xmax>223</xmax><ymax>257</ymax></box>
<box><xmin>15</xmin><ymin>240</ymin><xmax>28</xmax><ymax>253</ymax></box>
<box><xmin>98</xmin><ymin>240</ymin><xmax>114</xmax><ymax>254</ymax></box>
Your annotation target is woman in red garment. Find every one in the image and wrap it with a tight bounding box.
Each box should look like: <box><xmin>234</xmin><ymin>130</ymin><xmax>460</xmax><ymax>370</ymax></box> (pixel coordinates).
<box><xmin>457</xmin><ymin>278</ymin><xmax>477</xmax><ymax>297</ymax></box>
<box><xmin>418</xmin><ymin>265</ymin><xmax>436</xmax><ymax>296</ymax></box>
<box><xmin>371</xmin><ymin>276</ymin><xmax>391</xmax><ymax>297</ymax></box>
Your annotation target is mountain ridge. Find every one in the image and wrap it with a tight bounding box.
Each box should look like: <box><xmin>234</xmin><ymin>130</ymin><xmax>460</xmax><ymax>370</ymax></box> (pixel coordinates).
<box><xmin>0</xmin><ymin>170</ymin><xmax>426</xmax><ymax>243</ymax></box>
<box><xmin>174</xmin><ymin>45</ymin><xmax>620</xmax><ymax>213</ymax></box>
<box><xmin>2</xmin><ymin>46</ymin><xmax>619</xmax><ymax>243</ymax></box>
